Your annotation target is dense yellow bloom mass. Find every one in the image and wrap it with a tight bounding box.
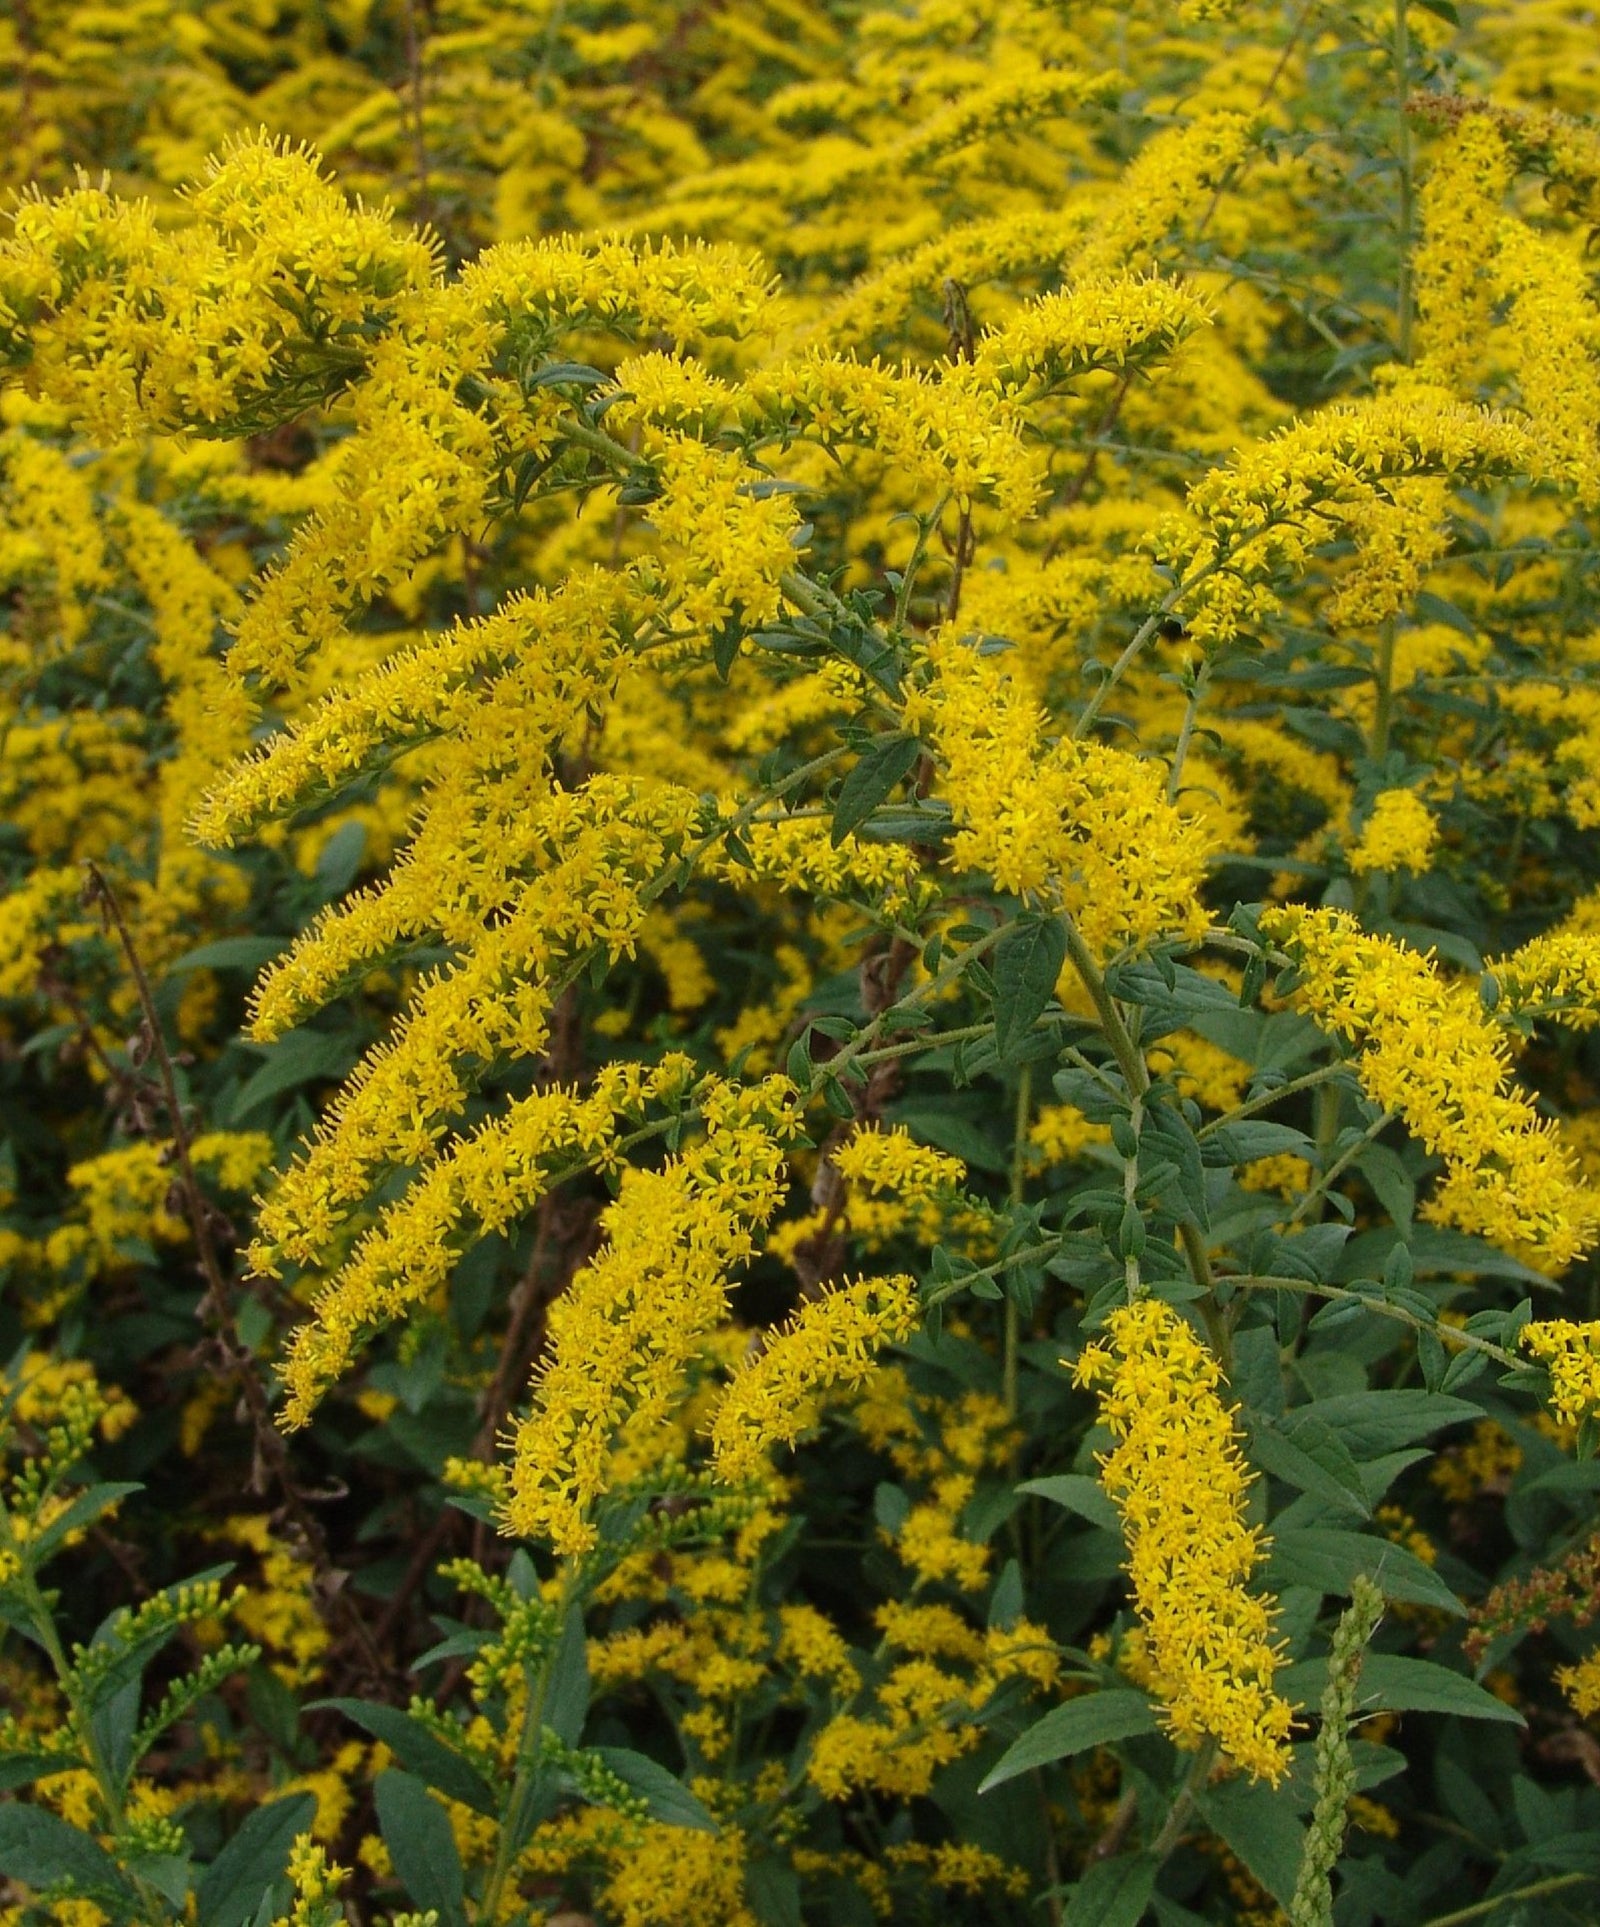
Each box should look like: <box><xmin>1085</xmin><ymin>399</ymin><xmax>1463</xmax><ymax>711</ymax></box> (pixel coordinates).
<box><xmin>1075</xmin><ymin>1299</ymin><xmax>1294</xmax><ymax>1784</ymax></box>
<box><xmin>1350</xmin><ymin>788</ymin><xmax>1440</xmax><ymax>875</ymax></box>
<box><xmin>831</xmin><ymin>1126</ymin><xmax>967</xmax><ymax>1202</ymax></box>
<box><xmin>1488</xmin><ymin>928</ymin><xmax>1600</xmax><ymax>1030</ymax></box>
<box><xmin>277</xmin><ymin>1059</ymin><xmax>699</xmax><ymax>1425</ymax></box>
<box><xmin>10</xmin><ymin>1</ymin><xmax>1600</xmax><ymax>1916</ymax></box>
<box><xmin>907</xmin><ymin>632</ymin><xmax>1212</xmax><ymax>953</ymax></box>
<box><xmin>503</xmin><ymin>1078</ymin><xmax>801</xmax><ymax>1554</ymax></box>
<box><xmin>1558</xmin><ymin>1648</ymin><xmax>1600</xmax><ymax>1718</ymax></box>
<box><xmin>710</xmin><ymin>1273</ymin><xmax>919</xmax><ymax>1481</ymax></box>
<box><xmin>1163</xmin><ymin>384</ymin><xmax>1547</xmax><ymax>645</ymax></box>
<box><xmin>1522</xmin><ymin>1321</ymin><xmax>1600</xmax><ymax>1426</ymax></box>
<box><xmin>1263</xmin><ymin>906</ymin><xmax>1600</xmax><ymax>1264</ymax></box>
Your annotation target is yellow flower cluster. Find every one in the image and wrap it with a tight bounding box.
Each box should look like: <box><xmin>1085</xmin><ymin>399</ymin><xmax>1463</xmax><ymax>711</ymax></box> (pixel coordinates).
<box><xmin>248</xmin><ymin>776</ymin><xmax>707</xmax><ymax>1278</ymax></box>
<box><xmin>502</xmin><ymin>1077</ymin><xmax>801</xmax><ymax>1554</ymax></box>
<box><xmin>1488</xmin><ymin>928</ymin><xmax>1600</xmax><ymax>1030</ymax></box>
<box><xmin>1522</xmin><ymin>1321</ymin><xmax>1600</xmax><ymax>1427</ymax></box>
<box><xmin>1028</xmin><ymin>1102</ymin><xmax>1113</xmax><ymax>1167</ymax></box>
<box><xmin>970</xmin><ymin>273</ymin><xmax>1210</xmax><ymax>399</ymax></box>
<box><xmin>194</xmin><ymin>576</ymin><xmax>636</xmax><ymax>847</ymax></box>
<box><xmin>830</xmin><ymin>1125</ymin><xmax>967</xmax><ymax>1201</ymax></box>
<box><xmin>0</xmin><ymin>866</ymin><xmax>91</xmax><ymax>999</ymax></box>
<box><xmin>277</xmin><ymin>1058</ymin><xmax>698</xmax><ymax>1425</ymax></box>
<box><xmin>1263</xmin><ymin>906</ymin><xmax>1600</xmax><ymax>1264</ymax></box>
<box><xmin>12</xmin><ymin>3</ymin><xmax>1600</xmax><ymax>1910</ymax></box>
<box><xmin>1558</xmin><ymin>1649</ymin><xmax>1600</xmax><ymax>1718</ymax></box>
<box><xmin>217</xmin><ymin>1514</ymin><xmax>330</xmax><ymax>1688</ymax></box>
<box><xmin>710</xmin><ymin>1274</ymin><xmax>919</xmax><ymax>1481</ymax></box>
<box><xmin>777</xmin><ymin>1603</ymin><xmax>861</xmax><ymax>1697</ymax></box>
<box><xmin>742</xmin><ymin>354</ymin><xmax>1042</xmax><ymax>519</ymax></box>
<box><xmin>1350</xmin><ymin>788</ymin><xmax>1440</xmax><ymax>876</ymax></box>
<box><xmin>278</xmin><ymin>1835</ymin><xmax>347</xmax><ymax>1927</ymax></box>
<box><xmin>1075</xmin><ymin>1299</ymin><xmax>1295</xmax><ymax>1783</ymax></box>
<box><xmin>906</xmin><ymin>631</ymin><xmax>1213</xmax><ymax>954</ymax></box>
<box><xmin>0</xmin><ymin>141</ymin><xmax>438</xmax><ymax>439</ymax></box>
<box><xmin>1162</xmin><ymin>384</ymin><xmax>1546</xmax><ymax>645</ymax></box>
<box><xmin>645</xmin><ymin>438</ymin><xmax>801</xmax><ymax>636</ymax></box>
<box><xmin>805</xmin><ymin>1593</ymin><xmax>1057</xmax><ymax>1803</ymax></box>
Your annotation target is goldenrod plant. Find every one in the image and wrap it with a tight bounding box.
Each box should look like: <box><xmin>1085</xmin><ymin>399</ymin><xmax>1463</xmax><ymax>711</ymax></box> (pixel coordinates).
<box><xmin>8</xmin><ymin>0</ymin><xmax>1600</xmax><ymax>1921</ymax></box>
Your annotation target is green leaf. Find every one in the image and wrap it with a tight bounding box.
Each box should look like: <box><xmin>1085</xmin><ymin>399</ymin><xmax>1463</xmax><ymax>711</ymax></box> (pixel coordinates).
<box><xmin>989</xmin><ymin>1558</ymin><xmax>1024</xmax><ymax>1630</ymax></box>
<box><xmin>1413</xmin><ymin>0</ymin><xmax>1459</xmax><ymax>21</ymax></box>
<box><xmin>375</xmin><ymin>1770</ymin><xmax>467</xmax><ymax>1927</ymax></box>
<box><xmin>1264</xmin><ymin>1527</ymin><xmax>1463</xmax><ymax>1615</ymax></box>
<box><xmin>26</xmin><ymin>1482</ymin><xmax>143</xmax><ymax>1563</ymax></box>
<box><xmin>91</xmin><ymin>1674</ymin><xmax>141</xmax><ymax>1787</ymax></box>
<box><xmin>1249</xmin><ymin>1415</ymin><xmax>1371</xmax><ymax>1518</ymax></box>
<box><xmin>1016</xmin><ymin>1474</ymin><xmax>1122</xmax><ymax>1533</ymax></box>
<box><xmin>1142</xmin><ymin>1102</ymin><xmax>1209</xmax><ymax>1229</ymax></box>
<box><xmin>1294</xmin><ymin>1390</ymin><xmax>1478</xmax><ymax>1459</ymax></box>
<box><xmin>992</xmin><ymin>916</ymin><xmax>1068</xmax><ymax>1061</ymax></box>
<box><xmin>545</xmin><ymin>1600</ymin><xmax>590</xmax><ymax>1746</ymax></box>
<box><xmin>166</xmin><ymin>937</ymin><xmax>286</xmax><ymax>976</ymax></box>
<box><xmin>831</xmin><ymin>734</ymin><xmax>922</xmax><ymax>845</ymax></box>
<box><xmin>1196</xmin><ymin>1780</ymin><xmax>1306</xmax><ymax>1909</ymax></box>
<box><xmin>1204</xmin><ymin>1121</ymin><xmax>1318</xmax><ymax>1167</ymax></box>
<box><xmin>744</xmin><ymin>1856</ymin><xmax>804</xmax><ymax>1927</ymax></box>
<box><xmin>527</xmin><ymin>360</ymin><xmax>608</xmax><ymax>388</ymax></box>
<box><xmin>1280</xmin><ymin>1653</ymin><xmax>1524</xmax><ymax>1725</ymax></box>
<box><xmin>1062</xmin><ymin>1852</ymin><xmax>1157</xmax><ymax>1927</ymax></box>
<box><xmin>313</xmin><ymin>819</ymin><xmax>366</xmax><ymax>899</ymax></box>
<box><xmin>888</xmin><ymin>1104</ymin><xmax>1007</xmax><ymax>1173</ymax></box>
<box><xmin>594</xmin><ymin>1748</ymin><xmax>718</xmax><ymax>1830</ymax></box>
<box><xmin>1361</xmin><ymin>1654</ymin><xmax>1524</xmax><ymax>1724</ymax></box>
<box><xmin>0</xmin><ymin>1807</ymin><xmax>134</xmax><ymax>1901</ymax></box>
<box><xmin>0</xmin><ymin>1749</ymin><xmax>80</xmax><ymax>1795</ymax></box>
<box><xmin>979</xmin><ymin>1690</ymin><xmax>1156</xmax><ymax>1793</ymax></box>
<box><xmin>711</xmin><ymin>618</ymin><xmax>742</xmax><ymax>680</ymax></box>
<box><xmin>312</xmin><ymin>1699</ymin><xmax>496</xmax><ymax>1814</ymax></box>
<box><xmin>195</xmin><ymin>1793</ymin><xmax>317</xmax><ymax>1927</ymax></box>
<box><xmin>1354</xmin><ymin>1142</ymin><xmax>1414</xmax><ymax>1225</ymax></box>
<box><xmin>874</xmin><ymin>1483</ymin><xmax>910</xmax><ymax>1534</ymax></box>
<box><xmin>856</xmin><ymin>798</ymin><xmax>954</xmax><ymax>844</ymax></box>
<box><xmin>1414</xmin><ymin>587</ymin><xmax>1473</xmax><ymax>632</ymax></box>
<box><xmin>230</xmin><ymin>1030</ymin><xmax>362</xmax><ymax>1124</ymax></box>
<box><xmin>127</xmin><ymin>1851</ymin><xmax>191</xmax><ymax>1907</ymax></box>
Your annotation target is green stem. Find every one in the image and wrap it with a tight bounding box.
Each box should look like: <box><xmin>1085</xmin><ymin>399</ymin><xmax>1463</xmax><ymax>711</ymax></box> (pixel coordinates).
<box><xmin>1197</xmin><ymin>1061</ymin><xmax>1352</xmax><ymax>1139</ymax></box>
<box><xmin>560</xmin><ymin>413</ymin><xmax>652</xmax><ymax>477</ymax></box>
<box><xmin>1062</xmin><ymin>919</ymin><xmax>1222</xmax><ymax>1324</ymax></box>
<box><xmin>1150</xmin><ymin>1738</ymin><xmax>1218</xmax><ymax>1860</ymax></box>
<box><xmin>936</xmin><ymin>1234</ymin><xmax>1066</xmax><ymax>1304</ymax></box>
<box><xmin>895</xmin><ymin>499</ymin><xmax>948</xmax><ymax>627</ymax></box>
<box><xmin>1061</xmin><ymin>920</ymin><xmax>1149</xmax><ymax>1100</ymax></box>
<box><xmin>0</xmin><ymin>1503</ymin><xmax>166</xmax><ymax>1915</ymax></box>
<box><xmin>1062</xmin><ymin>919</ymin><xmax>1150</xmax><ymax>1302</ymax></box>
<box><xmin>1223</xmin><ymin>1274</ymin><xmax>1517</xmax><ymax>1368</ymax></box>
<box><xmin>14</xmin><ymin>1574</ymin><xmax>126</xmax><ymax>1827</ymax></box>
<box><xmin>1005</xmin><ymin>1063</ymin><xmax>1033</xmax><ymax>1419</ymax></box>
<box><xmin>1394</xmin><ymin>0</ymin><xmax>1414</xmax><ymax>364</ymax></box>
<box><xmin>851</xmin><ymin>1021</ymin><xmax>998</xmax><ymax>1069</ymax></box>
<box><xmin>1167</xmin><ymin>659</ymin><xmax>1210</xmax><ymax>803</ymax></box>
<box><xmin>1285</xmin><ymin>1111</ymin><xmax>1394</xmax><ymax>1229</ymax></box>
<box><xmin>480</xmin><ymin>1567</ymin><xmax>580</xmax><ymax>1920</ymax></box>
<box><xmin>1072</xmin><ymin>580</ymin><xmax>1201</xmax><ymax>742</ymax></box>
<box><xmin>1371</xmin><ymin>618</ymin><xmax>1398</xmax><ymax>766</ymax></box>
<box><xmin>1182</xmin><ymin>1220</ymin><xmax>1231</xmax><ymax>1371</ymax></box>
<box><xmin>1418</xmin><ymin>1874</ymin><xmax>1593</xmax><ymax>1927</ymax></box>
